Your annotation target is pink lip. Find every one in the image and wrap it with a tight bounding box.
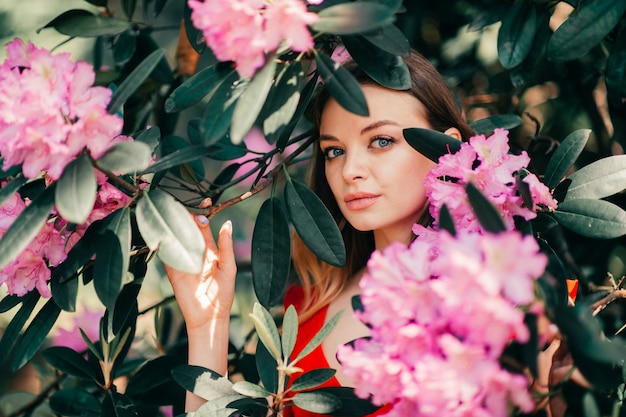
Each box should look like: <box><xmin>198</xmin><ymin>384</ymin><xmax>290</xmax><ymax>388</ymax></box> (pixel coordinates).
<box><xmin>344</xmin><ymin>192</ymin><xmax>380</xmax><ymax>210</ymax></box>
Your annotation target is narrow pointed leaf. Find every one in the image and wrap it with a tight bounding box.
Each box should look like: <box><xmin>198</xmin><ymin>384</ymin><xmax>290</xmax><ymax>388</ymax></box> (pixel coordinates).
<box><xmin>232</xmin><ymin>381</ymin><xmax>271</xmax><ymax>398</ymax></box>
<box><xmin>290</xmin><ymin>369</ymin><xmax>336</xmax><ymax>392</ymax></box>
<box><xmin>497</xmin><ymin>0</ymin><xmax>537</xmax><ymax>69</ymax></box>
<box><xmin>251</xmin><ymin>198</ymin><xmax>290</xmax><ymax>309</ymax></box>
<box><xmin>282</xmin><ymin>305</ymin><xmax>298</xmax><ymax>361</ymax></box>
<box><xmin>49</xmin><ymin>388</ymin><xmax>101</xmax><ymax>417</ymax></box>
<box><xmin>342</xmin><ymin>35</ymin><xmax>411</xmax><ymax>90</ymax></box>
<box><xmin>140</xmin><ymin>144</ymin><xmax>210</xmax><ymax>174</ymax></box>
<box><xmin>122</xmin><ymin>0</ymin><xmax>137</xmax><ymax>20</ymax></box>
<box><xmin>292</xmin><ymin>391</ymin><xmax>341</xmax><ymax>414</ymax></box>
<box><xmin>96</xmin><ymin>141</ymin><xmax>152</xmax><ymax>174</ymax></box>
<box><xmin>165</xmin><ymin>65</ymin><xmax>230</xmax><ymax>113</ymax></box>
<box><xmin>201</xmin><ymin>70</ymin><xmax>244</xmax><ymax>146</ymax></box>
<box><xmin>12</xmin><ymin>298</ymin><xmax>61</xmax><ymax>371</ymax></box>
<box><xmin>315</xmin><ymin>52</ymin><xmax>368</xmax><ymax>116</ymax></box>
<box><xmin>136</xmin><ymin>189</ymin><xmax>205</xmax><ymax>273</ymax></box>
<box><xmin>284</xmin><ymin>179</ymin><xmax>345</xmax><ymax>267</ymax></box>
<box><xmin>362</xmin><ymin>24</ymin><xmax>410</xmax><ymax>56</ymax></box>
<box><xmin>50</xmin><ymin>274</ymin><xmax>78</xmax><ymax>312</ymax></box>
<box><xmin>250</xmin><ymin>303</ymin><xmax>282</xmax><ymax>362</ymax></box>
<box><xmin>0</xmin><ymin>175</ymin><xmax>26</xmax><ymax>208</ymax></box>
<box><xmin>438</xmin><ymin>204</ymin><xmax>456</xmax><ymax>236</ymax></box>
<box><xmin>112</xmin><ymin>281</ymin><xmax>140</xmax><ymax>336</ymax></box>
<box><xmin>42</xmin><ymin>346</ymin><xmax>98</xmax><ymax>380</ymax></box>
<box><xmin>0</xmin><ymin>184</ymin><xmax>55</xmax><ymax>269</ymax></box>
<box><xmin>263</xmin><ymin>62</ymin><xmax>304</xmax><ymax>137</ymax></box>
<box><xmin>312</xmin><ymin>2</ymin><xmax>395</xmax><ymax>35</ymax></box>
<box><xmin>231</xmin><ymin>56</ymin><xmax>277</xmax><ymax>144</ymax></box>
<box><xmin>256</xmin><ymin>341</ymin><xmax>278</xmax><ymax>393</ymax></box>
<box><xmin>56</xmin><ymin>154</ymin><xmax>97</xmax><ymax>224</ymax></box>
<box><xmin>544</xmin><ymin>129</ymin><xmax>591</xmax><ymax>190</ymax></box>
<box><xmin>561</xmin><ymin>155</ymin><xmax>626</xmax><ymax>201</ymax></box>
<box><xmin>294</xmin><ymin>310</ymin><xmax>343</xmax><ymax>363</ymax></box>
<box><xmin>468</xmin><ymin>114</ymin><xmax>523</xmax><ymax>134</ymax></box>
<box><xmin>39</xmin><ymin>9</ymin><xmax>131</xmax><ymax>37</ymax></box>
<box><xmin>0</xmin><ymin>293</ymin><xmax>39</xmax><ymax>362</ymax></box>
<box><xmin>107</xmin><ymin>49</ymin><xmax>165</xmax><ymax>114</ymax></box>
<box><xmin>403</xmin><ymin>128</ymin><xmax>461</xmax><ymax>163</ymax></box>
<box><xmin>0</xmin><ymin>294</ymin><xmax>22</xmax><ymax>313</ymax></box>
<box><xmin>466</xmin><ymin>182</ymin><xmax>506</xmax><ymax>233</ymax></box>
<box><xmin>80</xmin><ymin>328</ymin><xmax>103</xmax><ymax>361</ymax></box>
<box><xmin>554</xmin><ymin>199</ymin><xmax>626</xmax><ymax>239</ymax></box>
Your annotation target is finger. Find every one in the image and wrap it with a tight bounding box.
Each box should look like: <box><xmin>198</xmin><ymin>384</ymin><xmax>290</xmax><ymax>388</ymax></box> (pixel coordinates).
<box><xmin>195</xmin><ymin>214</ymin><xmax>218</xmax><ymax>253</ymax></box>
<box><xmin>217</xmin><ymin>220</ymin><xmax>236</xmax><ymax>275</ymax></box>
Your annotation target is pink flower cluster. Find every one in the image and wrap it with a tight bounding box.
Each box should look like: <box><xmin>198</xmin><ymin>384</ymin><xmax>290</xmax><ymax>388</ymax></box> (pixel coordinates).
<box><xmin>0</xmin><ymin>39</ymin><xmax>124</xmax><ymax>180</ymax></box>
<box><xmin>188</xmin><ymin>0</ymin><xmax>320</xmax><ymax>78</ymax></box>
<box><xmin>425</xmin><ymin>129</ymin><xmax>557</xmax><ymax>232</ymax></box>
<box><xmin>338</xmin><ymin>229</ymin><xmax>547</xmax><ymax>416</ymax></box>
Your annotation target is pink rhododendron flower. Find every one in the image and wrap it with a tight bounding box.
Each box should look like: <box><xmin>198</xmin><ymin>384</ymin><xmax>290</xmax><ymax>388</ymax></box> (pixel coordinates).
<box><xmin>338</xmin><ymin>229</ymin><xmax>545</xmax><ymax>416</ymax></box>
<box><xmin>188</xmin><ymin>0</ymin><xmax>318</xmax><ymax>78</ymax></box>
<box><xmin>424</xmin><ymin>129</ymin><xmax>557</xmax><ymax>233</ymax></box>
<box><xmin>54</xmin><ymin>306</ymin><xmax>103</xmax><ymax>352</ymax></box>
<box><xmin>0</xmin><ymin>39</ymin><xmax>124</xmax><ymax>180</ymax></box>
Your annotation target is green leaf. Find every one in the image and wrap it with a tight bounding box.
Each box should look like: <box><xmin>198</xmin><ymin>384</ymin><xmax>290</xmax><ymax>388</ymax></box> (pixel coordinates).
<box><xmin>39</xmin><ymin>9</ymin><xmax>131</xmax><ymax>37</ymax></box>
<box><xmin>544</xmin><ymin>129</ymin><xmax>591</xmax><ymax>190</ymax></box>
<box><xmin>232</xmin><ymin>381</ymin><xmax>271</xmax><ymax>398</ymax></box>
<box><xmin>171</xmin><ymin>365</ymin><xmax>237</xmax><ymax>401</ymax></box>
<box><xmin>0</xmin><ymin>293</ymin><xmax>39</xmax><ymax>362</ymax></box>
<box><xmin>141</xmin><ymin>143</ymin><xmax>209</xmax><ymax>174</ymax></box>
<box><xmin>125</xmin><ymin>355</ymin><xmax>181</xmax><ymax>397</ymax></box>
<box><xmin>42</xmin><ymin>346</ymin><xmax>98</xmax><ymax>381</ymax></box>
<box><xmin>403</xmin><ymin>128</ymin><xmax>462</xmax><ymax>163</ymax></box>
<box><xmin>361</xmin><ymin>24</ymin><xmax>410</xmax><ymax>57</ymax></box>
<box><xmin>0</xmin><ymin>184</ymin><xmax>55</xmax><ymax>269</ymax></box>
<box><xmin>112</xmin><ymin>281</ymin><xmax>140</xmax><ymax>336</ymax></box>
<box><xmin>52</xmin><ymin>217</ymin><xmax>103</xmax><ymax>284</ymax></box>
<box><xmin>93</xmin><ymin>209</ymin><xmax>130</xmax><ymax>311</ymax></box>
<box><xmin>342</xmin><ymin>35</ymin><xmax>411</xmax><ymax>90</ymax></box>
<box><xmin>50</xmin><ymin>273</ymin><xmax>78</xmax><ymax>312</ymax></box>
<box><xmin>135</xmin><ymin>126</ymin><xmax>161</xmax><ymax>152</ymax></box>
<box><xmin>314</xmin><ymin>386</ymin><xmax>381</xmax><ymax>416</ymax></box>
<box><xmin>497</xmin><ymin>0</ymin><xmax>537</xmax><ymax>69</ymax></box>
<box><xmin>0</xmin><ymin>175</ymin><xmax>26</xmax><ymax>208</ymax></box>
<box><xmin>294</xmin><ymin>310</ymin><xmax>343</xmax><ymax>364</ymax></box>
<box><xmin>113</xmin><ymin>30</ymin><xmax>136</xmax><ymax>65</ymax></box>
<box><xmin>0</xmin><ymin>294</ymin><xmax>22</xmax><ymax>313</ymax></box>
<box><xmin>315</xmin><ymin>52</ymin><xmax>368</xmax><ymax>117</ymax></box>
<box><xmin>274</xmin><ymin>75</ymin><xmax>318</xmax><ymax>149</ymax></box>
<box><xmin>55</xmin><ymin>154</ymin><xmax>97</xmax><ymax>224</ymax></box>
<box><xmin>165</xmin><ymin>65</ymin><xmax>232</xmax><ymax>113</ymax></box>
<box><xmin>554</xmin><ymin>199</ymin><xmax>626</xmax><ymax>239</ymax></box>
<box><xmin>256</xmin><ymin>341</ymin><xmax>278</xmax><ymax>393</ymax></box>
<box><xmin>263</xmin><ymin>62</ymin><xmax>304</xmax><ymax>137</ymax></box>
<box><xmin>49</xmin><ymin>388</ymin><xmax>101</xmax><ymax>417</ymax></box>
<box><xmin>80</xmin><ymin>328</ymin><xmax>103</xmax><ymax>361</ymax></box>
<box><xmin>0</xmin><ymin>392</ymin><xmax>52</xmax><ymax>417</ymax></box>
<box><xmin>12</xmin><ymin>298</ymin><xmax>62</xmax><ymax>371</ymax></box>
<box><xmin>101</xmin><ymin>392</ymin><xmax>136</xmax><ymax>417</ymax></box>
<box><xmin>284</xmin><ymin>179</ymin><xmax>346</xmax><ymax>267</ymax></box>
<box><xmin>289</xmin><ymin>368</ymin><xmax>336</xmax><ymax>392</ymax></box>
<box><xmin>312</xmin><ymin>2</ymin><xmax>395</xmax><ymax>35</ymax></box>
<box><xmin>201</xmin><ymin>70</ymin><xmax>244</xmax><ymax>146</ymax></box>
<box><xmin>249</xmin><ymin>303</ymin><xmax>282</xmax><ymax>362</ymax></box>
<box><xmin>136</xmin><ymin>189</ymin><xmax>205</xmax><ymax>273</ymax></box>
<box><xmin>468</xmin><ymin>114</ymin><xmax>523</xmax><ymax>134</ymax></box>
<box><xmin>438</xmin><ymin>204</ymin><xmax>456</xmax><ymax>236</ymax></box>
<box><xmin>561</xmin><ymin>155</ymin><xmax>626</xmax><ymax>201</ymax></box>
<box><xmin>466</xmin><ymin>182</ymin><xmax>506</xmax><ymax>233</ymax></box>
<box><xmin>231</xmin><ymin>56</ymin><xmax>277</xmax><ymax>144</ymax></box>
<box><xmin>606</xmin><ymin>29</ymin><xmax>626</xmax><ymax>108</ymax></box>
<box><xmin>281</xmin><ymin>305</ymin><xmax>298</xmax><ymax>362</ymax></box>
<box><xmin>207</xmin><ymin>163</ymin><xmax>241</xmax><ymax>204</ymax></box>
<box><xmin>292</xmin><ymin>391</ymin><xmax>341</xmax><ymax>414</ymax></box>
<box><xmin>122</xmin><ymin>0</ymin><xmax>137</xmax><ymax>20</ymax></box>
<box><xmin>107</xmin><ymin>48</ymin><xmax>165</xmax><ymax>114</ymax></box>
<box><xmin>251</xmin><ymin>198</ymin><xmax>290</xmax><ymax>309</ymax></box>
<box><xmin>96</xmin><ymin>141</ymin><xmax>152</xmax><ymax>174</ymax></box>
<box><xmin>547</xmin><ymin>0</ymin><xmax>626</xmax><ymax>62</ymax></box>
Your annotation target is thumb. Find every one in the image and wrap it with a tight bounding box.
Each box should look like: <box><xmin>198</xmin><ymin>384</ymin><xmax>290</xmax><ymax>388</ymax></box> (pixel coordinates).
<box><xmin>217</xmin><ymin>220</ymin><xmax>236</xmax><ymax>274</ymax></box>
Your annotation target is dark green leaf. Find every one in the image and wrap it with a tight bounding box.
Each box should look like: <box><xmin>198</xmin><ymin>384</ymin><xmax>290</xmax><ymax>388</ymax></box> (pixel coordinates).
<box><xmin>351</xmin><ymin>295</ymin><xmax>364</xmax><ymax>314</ymax></box>
<box><xmin>544</xmin><ymin>129</ymin><xmax>591</xmax><ymax>190</ymax></box>
<box><xmin>468</xmin><ymin>114</ymin><xmax>523</xmax><ymax>134</ymax></box>
<box><xmin>438</xmin><ymin>204</ymin><xmax>456</xmax><ymax>236</ymax></box>
<box><xmin>113</xmin><ymin>30</ymin><xmax>136</xmax><ymax>65</ymax></box>
<box><xmin>468</xmin><ymin>3</ymin><xmax>508</xmax><ymax>31</ymax></box>
<box><xmin>112</xmin><ymin>281</ymin><xmax>140</xmax><ymax>336</ymax></box>
<box><xmin>250</xmin><ymin>303</ymin><xmax>282</xmax><ymax>362</ymax></box>
<box><xmin>312</xmin><ymin>2</ymin><xmax>395</xmax><ymax>35</ymax></box>
<box><xmin>497</xmin><ymin>0</ymin><xmax>537</xmax><ymax>69</ymax></box>
<box><xmin>315</xmin><ymin>52</ymin><xmax>368</xmax><ymax>117</ymax></box>
<box><xmin>154</xmin><ymin>0</ymin><xmax>168</xmax><ymax>16</ymax></box>
<box><xmin>342</xmin><ymin>35</ymin><xmax>411</xmax><ymax>90</ymax></box>
<box><xmin>85</xmin><ymin>0</ymin><xmax>107</xmax><ymax>6</ymax></box>
<box><xmin>39</xmin><ymin>9</ymin><xmax>131</xmax><ymax>37</ymax></box>
<box><xmin>56</xmin><ymin>154</ymin><xmax>97</xmax><ymax>224</ymax></box>
<box><xmin>314</xmin><ymin>387</ymin><xmax>380</xmax><ymax>416</ymax></box>
<box><xmin>165</xmin><ymin>66</ymin><xmax>233</xmax><ymax>113</ymax></box>
<box><xmin>52</xmin><ymin>218</ymin><xmax>103</xmax><ymax>284</ymax></box>
<box><xmin>561</xmin><ymin>155</ymin><xmax>626</xmax><ymax>201</ymax></box>
<box><xmin>554</xmin><ymin>199</ymin><xmax>626</xmax><ymax>239</ymax></box>
<box><xmin>466</xmin><ymin>182</ymin><xmax>506</xmax><ymax>233</ymax></box>
<box><xmin>49</xmin><ymin>388</ymin><xmax>101</xmax><ymax>417</ymax></box>
<box><xmin>274</xmin><ymin>75</ymin><xmax>317</xmax><ymax>149</ymax></box>
<box><xmin>141</xmin><ymin>143</ymin><xmax>208</xmax><ymax>174</ymax></box>
<box><xmin>206</xmin><ymin>136</ymin><xmax>249</xmax><ymax>161</ymax></box>
<box><xmin>0</xmin><ymin>294</ymin><xmax>22</xmax><ymax>313</ymax></box>
<box><xmin>208</xmin><ymin>163</ymin><xmax>240</xmax><ymax>203</ymax></box>
<box><xmin>294</xmin><ymin>310</ymin><xmax>343</xmax><ymax>363</ymax></box>
<box><xmin>0</xmin><ymin>175</ymin><xmax>26</xmax><ymax>208</ymax></box>
<box><xmin>606</xmin><ymin>29</ymin><xmax>626</xmax><ymax>108</ymax></box>
<box><xmin>101</xmin><ymin>391</ymin><xmax>136</xmax><ymax>417</ymax></box>
<box><xmin>263</xmin><ymin>62</ymin><xmax>304</xmax><ymax>137</ymax></box>
<box><xmin>171</xmin><ymin>365</ymin><xmax>236</xmax><ymax>401</ymax></box>
<box><xmin>289</xmin><ymin>369</ymin><xmax>336</xmax><ymax>392</ymax></box>
<box><xmin>122</xmin><ymin>0</ymin><xmax>137</xmax><ymax>20</ymax></box>
<box><xmin>292</xmin><ymin>391</ymin><xmax>341</xmax><ymax>414</ymax></box>
<box><xmin>232</xmin><ymin>381</ymin><xmax>271</xmax><ymax>398</ymax></box>
<box><xmin>284</xmin><ymin>179</ymin><xmax>346</xmax><ymax>267</ymax></box>
<box><xmin>0</xmin><ymin>184</ymin><xmax>55</xmax><ymax>270</ymax></box>
<box><xmin>361</xmin><ymin>24</ymin><xmax>410</xmax><ymax>56</ymax></box>
<box><xmin>50</xmin><ymin>273</ymin><xmax>78</xmax><ymax>312</ymax></box>
<box><xmin>42</xmin><ymin>346</ymin><xmax>98</xmax><ymax>380</ymax></box>
<box><xmin>231</xmin><ymin>56</ymin><xmax>277</xmax><ymax>144</ymax></box>
<box><xmin>12</xmin><ymin>298</ymin><xmax>61</xmax><ymax>371</ymax></box>
<box><xmin>251</xmin><ymin>198</ymin><xmax>290</xmax><ymax>309</ymax></box>
<box><xmin>547</xmin><ymin>0</ymin><xmax>626</xmax><ymax>62</ymax></box>
<box><xmin>126</xmin><ymin>356</ymin><xmax>181</xmax><ymax>396</ymax></box>
<box><xmin>582</xmin><ymin>392</ymin><xmax>601</xmax><ymax>417</ymax></box>
<box><xmin>403</xmin><ymin>128</ymin><xmax>462</xmax><ymax>163</ymax></box>
<box><xmin>0</xmin><ymin>159</ymin><xmax>21</xmax><ymax>179</ymax></box>
<box><xmin>256</xmin><ymin>340</ymin><xmax>278</xmax><ymax>393</ymax></box>
<box><xmin>136</xmin><ymin>189</ymin><xmax>205</xmax><ymax>273</ymax></box>
<box><xmin>201</xmin><ymin>70</ymin><xmax>244</xmax><ymax>146</ymax></box>
<box><xmin>0</xmin><ymin>293</ymin><xmax>39</xmax><ymax>362</ymax></box>
<box><xmin>135</xmin><ymin>126</ymin><xmax>161</xmax><ymax>152</ymax></box>
<box><xmin>96</xmin><ymin>141</ymin><xmax>152</xmax><ymax>174</ymax></box>
<box><xmin>184</xmin><ymin>0</ymin><xmax>206</xmax><ymax>55</ymax></box>
<box><xmin>107</xmin><ymin>49</ymin><xmax>165</xmax><ymax>114</ymax></box>
<box><xmin>282</xmin><ymin>305</ymin><xmax>298</xmax><ymax>362</ymax></box>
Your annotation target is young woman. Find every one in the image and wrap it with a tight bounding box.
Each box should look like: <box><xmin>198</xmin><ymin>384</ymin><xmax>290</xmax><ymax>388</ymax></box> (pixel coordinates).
<box><xmin>165</xmin><ymin>50</ymin><xmax>474</xmax><ymax>415</ymax></box>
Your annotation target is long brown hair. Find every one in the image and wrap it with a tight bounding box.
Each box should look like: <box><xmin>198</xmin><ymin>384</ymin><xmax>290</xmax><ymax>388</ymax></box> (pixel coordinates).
<box><xmin>292</xmin><ymin>50</ymin><xmax>474</xmax><ymax>321</ymax></box>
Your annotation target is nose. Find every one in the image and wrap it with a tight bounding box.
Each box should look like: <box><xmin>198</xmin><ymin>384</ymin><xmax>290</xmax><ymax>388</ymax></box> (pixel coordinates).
<box><xmin>342</xmin><ymin>151</ymin><xmax>368</xmax><ymax>183</ymax></box>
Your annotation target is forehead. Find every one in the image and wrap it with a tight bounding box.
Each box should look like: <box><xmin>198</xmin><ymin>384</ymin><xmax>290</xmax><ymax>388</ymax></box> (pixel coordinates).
<box><xmin>319</xmin><ymin>84</ymin><xmax>430</xmax><ymax>134</ymax></box>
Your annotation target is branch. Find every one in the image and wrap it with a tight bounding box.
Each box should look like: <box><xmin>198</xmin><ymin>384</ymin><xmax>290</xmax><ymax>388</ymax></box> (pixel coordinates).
<box><xmin>592</xmin><ymin>289</ymin><xmax>626</xmax><ymax>316</ymax></box>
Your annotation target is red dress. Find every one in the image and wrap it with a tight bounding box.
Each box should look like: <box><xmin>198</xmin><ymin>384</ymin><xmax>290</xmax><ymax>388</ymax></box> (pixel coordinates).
<box><xmin>281</xmin><ymin>286</ymin><xmax>390</xmax><ymax>417</ymax></box>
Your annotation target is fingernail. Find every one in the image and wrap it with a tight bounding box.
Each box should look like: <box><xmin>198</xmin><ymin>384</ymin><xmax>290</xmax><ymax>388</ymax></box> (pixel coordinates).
<box><xmin>223</xmin><ymin>220</ymin><xmax>232</xmax><ymax>234</ymax></box>
<box><xmin>195</xmin><ymin>215</ymin><xmax>208</xmax><ymax>225</ymax></box>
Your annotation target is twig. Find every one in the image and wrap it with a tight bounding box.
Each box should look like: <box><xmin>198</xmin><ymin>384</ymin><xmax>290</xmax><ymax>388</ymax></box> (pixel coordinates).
<box><xmin>592</xmin><ymin>289</ymin><xmax>626</xmax><ymax>316</ymax></box>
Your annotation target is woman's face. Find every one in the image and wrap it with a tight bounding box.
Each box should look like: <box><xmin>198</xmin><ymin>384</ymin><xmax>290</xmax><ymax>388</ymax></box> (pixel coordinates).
<box><xmin>319</xmin><ymin>84</ymin><xmax>438</xmax><ymax>248</ymax></box>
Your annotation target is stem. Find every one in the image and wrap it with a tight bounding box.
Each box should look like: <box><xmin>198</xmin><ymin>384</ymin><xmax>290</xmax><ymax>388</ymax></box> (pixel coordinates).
<box><xmin>592</xmin><ymin>289</ymin><xmax>626</xmax><ymax>316</ymax></box>
<box><xmin>90</xmin><ymin>155</ymin><xmax>141</xmax><ymax>196</ymax></box>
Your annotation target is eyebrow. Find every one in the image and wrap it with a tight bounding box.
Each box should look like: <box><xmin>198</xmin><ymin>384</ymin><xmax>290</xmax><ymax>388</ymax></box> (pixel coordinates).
<box><xmin>319</xmin><ymin>120</ymin><xmax>400</xmax><ymax>141</ymax></box>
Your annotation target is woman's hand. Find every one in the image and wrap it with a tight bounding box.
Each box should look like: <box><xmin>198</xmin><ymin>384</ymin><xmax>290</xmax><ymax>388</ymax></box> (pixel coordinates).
<box><xmin>164</xmin><ymin>214</ymin><xmax>237</xmax><ymax>331</ymax></box>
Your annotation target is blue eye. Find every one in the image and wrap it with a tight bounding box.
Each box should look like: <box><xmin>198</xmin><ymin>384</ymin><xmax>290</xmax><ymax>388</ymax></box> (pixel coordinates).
<box><xmin>371</xmin><ymin>136</ymin><xmax>394</xmax><ymax>148</ymax></box>
<box><xmin>323</xmin><ymin>147</ymin><xmax>344</xmax><ymax>160</ymax></box>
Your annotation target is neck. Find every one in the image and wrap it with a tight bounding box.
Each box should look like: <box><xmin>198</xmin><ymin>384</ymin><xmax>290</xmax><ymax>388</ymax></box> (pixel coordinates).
<box><xmin>373</xmin><ymin>226</ymin><xmax>414</xmax><ymax>251</ymax></box>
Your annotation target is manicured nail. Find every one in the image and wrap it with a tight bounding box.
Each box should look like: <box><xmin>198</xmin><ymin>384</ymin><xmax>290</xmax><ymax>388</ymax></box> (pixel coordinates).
<box><xmin>195</xmin><ymin>215</ymin><xmax>208</xmax><ymax>225</ymax></box>
<box><xmin>223</xmin><ymin>220</ymin><xmax>232</xmax><ymax>235</ymax></box>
